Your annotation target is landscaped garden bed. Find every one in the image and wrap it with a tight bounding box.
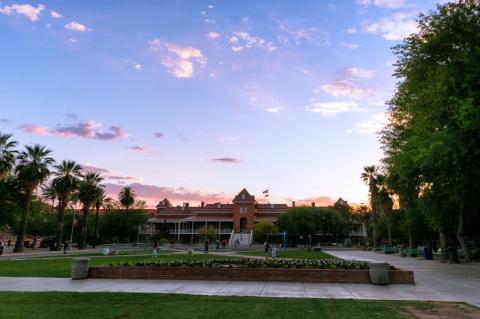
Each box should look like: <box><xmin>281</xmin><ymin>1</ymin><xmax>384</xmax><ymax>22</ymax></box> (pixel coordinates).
<box><xmin>88</xmin><ymin>258</ymin><xmax>415</xmax><ymax>284</ymax></box>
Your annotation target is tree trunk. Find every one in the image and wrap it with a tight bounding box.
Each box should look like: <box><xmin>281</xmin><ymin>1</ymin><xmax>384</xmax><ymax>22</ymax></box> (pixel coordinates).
<box><xmin>439</xmin><ymin>227</ymin><xmax>448</xmax><ymax>261</ymax></box>
<box><xmin>93</xmin><ymin>206</ymin><xmax>100</xmax><ymax>248</ymax></box>
<box><xmin>14</xmin><ymin>190</ymin><xmax>32</xmax><ymax>253</ymax></box>
<box><xmin>78</xmin><ymin>203</ymin><xmax>90</xmax><ymax>250</ymax></box>
<box><xmin>456</xmin><ymin>208</ymin><xmax>471</xmax><ymax>262</ymax></box>
<box><xmin>408</xmin><ymin>231</ymin><xmax>413</xmax><ymax>248</ymax></box>
<box><xmin>387</xmin><ymin>220</ymin><xmax>393</xmax><ymax>246</ymax></box>
<box><xmin>55</xmin><ymin>199</ymin><xmax>67</xmax><ymax>246</ymax></box>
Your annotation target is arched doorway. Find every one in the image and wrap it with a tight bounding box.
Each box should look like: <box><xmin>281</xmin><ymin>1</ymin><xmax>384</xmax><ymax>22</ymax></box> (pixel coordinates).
<box><xmin>239</xmin><ymin>217</ymin><xmax>247</xmax><ymax>233</ymax></box>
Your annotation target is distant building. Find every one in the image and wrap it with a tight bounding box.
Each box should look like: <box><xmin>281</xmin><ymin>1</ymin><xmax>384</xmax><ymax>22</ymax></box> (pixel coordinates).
<box><xmin>140</xmin><ymin>188</ymin><xmax>366</xmax><ymax>245</ymax></box>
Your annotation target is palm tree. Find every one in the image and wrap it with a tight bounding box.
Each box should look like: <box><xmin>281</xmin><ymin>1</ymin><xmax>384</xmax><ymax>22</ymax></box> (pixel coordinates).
<box><xmin>52</xmin><ymin>160</ymin><xmax>82</xmax><ymax>245</ymax></box>
<box><xmin>0</xmin><ymin>132</ymin><xmax>18</xmax><ymax>180</ymax></box>
<box><xmin>14</xmin><ymin>145</ymin><xmax>55</xmax><ymax>253</ymax></box>
<box><xmin>361</xmin><ymin>165</ymin><xmax>379</xmax><ymax>249</ymax></box>
<box><xmin>376</xmin><ymin>174</ymin><xmax>394</xmax><ymax>246</ymax></box>
<box><xmin>41</xmin><ymin>182</ymin><xmax>57</xmax><ymax>213</ymax></box>
<box><xmin>119</xmin><ymin>186</ymin><xmax>136</xmax><ymax>211</ymax></box>
<box><xmin>77</xmin><ymin>172</ymin><xmax>104</xmax><ymax>249</ymax></box>
<box><xmin>92</xmin><ymin>189</ymin><xmax>114</xmax><ymax>248</ymax></box>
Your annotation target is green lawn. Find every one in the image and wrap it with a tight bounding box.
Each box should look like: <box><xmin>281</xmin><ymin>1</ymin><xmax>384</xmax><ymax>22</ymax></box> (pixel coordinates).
<box><xmin>0</xmin><ymin>292</ymin><xmax>438</xmax><ymax>319</ymax></box>
<box><xmin>238</xmin><ymin>249</ymin><xmax>336</xmax><ymax>260</ymax></box>
<box><xmin>0</xmin><ymin>253</ymin><xmax>236</xmax><ymax>278</ymax></box>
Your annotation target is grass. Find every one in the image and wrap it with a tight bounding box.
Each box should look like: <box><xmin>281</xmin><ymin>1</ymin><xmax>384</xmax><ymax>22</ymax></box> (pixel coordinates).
<box><xmin>0</xmin><ymin>292</ymin><xmax>434</xmax><ymax>319</ymax></box>
<box><xmin>238</xmin><ymin>249</ymin><xmax>336</xmax><ymax>260</ymax></box>
<box><xmin>0</xmin><ymin>253</ymin><xmax>236</xmax><ymax>278</ymax></box>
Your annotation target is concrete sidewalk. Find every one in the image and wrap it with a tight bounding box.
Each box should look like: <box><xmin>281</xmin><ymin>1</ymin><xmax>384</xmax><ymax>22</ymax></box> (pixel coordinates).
<box><xmin>0</xmin><ymin>249</ymin><xmax>478</xmax><ymax>307</ymax></box>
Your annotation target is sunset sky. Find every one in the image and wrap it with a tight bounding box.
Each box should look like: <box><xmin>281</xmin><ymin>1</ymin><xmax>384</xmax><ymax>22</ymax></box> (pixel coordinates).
<box><xmin>0</xmin><ymin>0</ymin><xmax>445</xmax><ymax>207</ymax></box>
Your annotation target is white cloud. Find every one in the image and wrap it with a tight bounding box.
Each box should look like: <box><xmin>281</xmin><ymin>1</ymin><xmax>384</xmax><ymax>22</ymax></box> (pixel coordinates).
<box><xmin>306</xmin><ymin>100</ymin><xmax>360</xmax><ymax>117</ymax></box>
<box><xmin>0</xmin><ymin>3</ymin><xmax>44</xmax><ymax>22</ymax></box>
<box><xmin>347</xmin><ymin>27</ymin><xmax>357</xmax><ymax>34</ymax></box>
<box><xmin>363</xmin><ymin>12</ymin><xmax>417</xmax><ymax>40</ymax></box>
<box><xmin>266</xmin><ymin>107</ymin><xmax>281</xmax><ymax>113</ymax></box>
<box><xmin>50</xmin><ymin>10</ymin><xmax>62</xmax><ymax>18</ymax></box>
<box><xmin>68</xmin><ymin>38</ymin><xmax>78</xmax><ymax>43</ymax></box>
<box><xmin>340</xmin><ymin>41</ymin><xmax>361</xmax><ymax>50</ymax></box>
<box><xmin>207</xmin><ymin>31</ymin><xmax>220</xmax><ymax>40</ymax></box>
<box><xmin>134</xmin><ymin>63</ymin><xmax>142</xmax><ymax>71</ymax></box>
<box><xmin>243</xmin><ymin>83</ymin><xmax>283</xmax><ymax>113</ymax></box>
<box><xmin>356</xmin><ymin>0</ymin><xmax>406</xmax><ymax>9</ymax></box>
<box><xmin>148</xmin><ymin>39</ymin><xmax>206</xmax><ymax>78</ymax></box>
<box><xmin>347</xmin><ymin>113</ymin><xmax>387</xmax><ymax>134</ymax></box>
<box><xmin>346</xmin><ymin>67</ymin><xmax>374</xmax><ymax>79</ymax></box>
<box><xmin>64</xmin><ymin>21</ymin><xmax>88</xmax><ymax>32</ymax></box>
<box><xmin>229</xmin><ymin>32</ymin><xmax>276</xmax><ymax>52</ymax></box>
<box><xmin>319</xmin><ymin>80</ymin><xmax>376</xmax><ymax>99</ymax></box>
<box><xmin>278</xmin><ymin>22</ymin><xmax>329</xmax><ymax>46</ymax></box>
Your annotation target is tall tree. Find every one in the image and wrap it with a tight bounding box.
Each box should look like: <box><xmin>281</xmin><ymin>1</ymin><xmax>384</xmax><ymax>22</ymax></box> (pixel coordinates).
<box><xmin>77</xmin><ymin>172</ymin><xmax>104</xmax><ymax>249</ymax></box>
<box><xmin>381</xmin><ymin>0</ymin><xmax>480</xmax><ymax>261</ymax></box>
<box><xmin>41</xmin><ymin>182</ymin><xmax>57</xmax><ymax>213</ymax></box>
<box><xmin>0</xmin><ymin>132</ymin><xmax>17</xmax><ymax>180</ymax></box>
<box><xmin>52</xmin><ymin>160</ymin><xmax>82</xmax><ymax>245</ymax></box>
<box><xmin>376</xmin><ymin>174</ymin><xmax>394</xmax><ymax>246</ymax></box>
<box><xmin>14</xmin><ymin>145</ymin><xmax>54</xmax><ymax>253</ymax></box>
<box><xmin>92</xmin><ymin>189</ymin><xmax>114</xmax><ymax>248</ymax></box>
<box><xmin>361</xmin><ymin>165</ymin><xmax>379</xmax><ymax>249</ymax></box>
<box><xmin>119</xmin><ymin>186</ymin><xmax>136</xmax><ymax>211</ymax></box>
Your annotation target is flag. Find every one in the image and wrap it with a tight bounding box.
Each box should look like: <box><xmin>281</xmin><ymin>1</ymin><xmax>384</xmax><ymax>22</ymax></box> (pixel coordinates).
<box><xmin>263</xmin><ymin>189</ymin><xmax>269</xmax><ymax>197</ymax></box>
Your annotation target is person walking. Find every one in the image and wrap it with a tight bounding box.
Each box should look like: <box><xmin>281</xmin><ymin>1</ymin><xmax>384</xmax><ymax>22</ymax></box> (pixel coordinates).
<box><xmin>152</xmin><ymin>241</ymin><xmax>158</xmax><ymax>257</ymax></box>
<box><xmin>0</xmin><ymin>241</ymin><xmax>5</xmax><ymax>256</ymax></box>
<box><xmin>63</xmin><ymin>240</ymin><xmax>68</xmax><ymax>254</ymax></box>
<box><xmin>266</xmin><ymin>241</ymin><xmax>270</xmax><ymax>253</ymax></box>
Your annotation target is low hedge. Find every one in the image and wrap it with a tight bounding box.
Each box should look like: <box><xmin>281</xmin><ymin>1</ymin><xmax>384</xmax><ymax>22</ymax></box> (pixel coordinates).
<box><xmin>110</xmin><ymin>258</ymin><xmax>369</xmax><ymax>270</ymax></box>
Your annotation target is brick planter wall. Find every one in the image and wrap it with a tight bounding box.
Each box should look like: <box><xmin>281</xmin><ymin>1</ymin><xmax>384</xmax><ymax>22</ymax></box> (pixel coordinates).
<box><xmin>88</xmin><ymin>267</ymin><xmax>415</xmax><ymax>284</ymax></box>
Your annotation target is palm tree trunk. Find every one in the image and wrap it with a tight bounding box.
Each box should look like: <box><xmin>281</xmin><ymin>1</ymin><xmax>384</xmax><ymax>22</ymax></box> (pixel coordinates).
<box><xmin>439</xmin><ymin>227</ymin><xmax>448</xmax><ymax>261</ymax></box>
<box><xmin>456</xmin><ymin>205</ymin><xmax>471</xmax><ymax>262</ymax></box>
<box><xmin>387</xmin><ymin>220</ymin><xmax>393</xmax><ymax>246</ymax></box>
<box><xmin>14</xmin><ymin>190</ymin><xmax>32</xmax><ymax>253</ymax></box>
<box><xmin>56</xmin><ymin>200</ymin><xmax>66</xmax><ymax>246</ymax></box>
<box><xmin>93</xmin><ymin>206</ymin><xmax>100</xmax><ymax>248</ymax></box>
<box><xmin>79</xmin><ymin>203</ymin><xmax>90</xmax><ymax>250</ymax></box>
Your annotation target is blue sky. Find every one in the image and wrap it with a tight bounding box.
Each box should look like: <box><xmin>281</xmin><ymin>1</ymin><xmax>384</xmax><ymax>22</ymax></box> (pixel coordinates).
<box><xmin>0</xmin><ymin>0</ymin><xmax>446</xmax><ymax>206</ymax></box>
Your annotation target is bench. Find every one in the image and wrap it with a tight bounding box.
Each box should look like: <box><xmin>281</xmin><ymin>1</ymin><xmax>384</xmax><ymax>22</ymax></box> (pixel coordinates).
<box><xmin>383</xmin><ymin>246</ymin><xmax>396</xmax><ymax>254</ymax></box>
<box><xmin>406</xmin><ymin>248</ymin><xmax>418</xmax><ymax>257</ymax></box>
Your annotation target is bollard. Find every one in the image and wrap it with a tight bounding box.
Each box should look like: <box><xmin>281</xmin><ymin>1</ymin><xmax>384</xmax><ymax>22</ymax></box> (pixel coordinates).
<box><xmin>368</xmin><ymin>262</ymin><xmax>390</xmax><ymax>285</ymax></box>
<box><xmin>71</xmin><ymin>258</ymin><xmax>90</xmax><ymax>280</ymax></box>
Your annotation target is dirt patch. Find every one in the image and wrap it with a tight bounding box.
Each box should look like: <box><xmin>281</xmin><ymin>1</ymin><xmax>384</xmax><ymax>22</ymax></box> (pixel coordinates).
<box><xmin>403</xmin><ymin>302</ymin><xmax>480</xmax><ymax>319</ymax></box>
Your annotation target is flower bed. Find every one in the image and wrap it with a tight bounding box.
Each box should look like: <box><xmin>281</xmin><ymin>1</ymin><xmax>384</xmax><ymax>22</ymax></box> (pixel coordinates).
<box><xmin>109</xmin><ymin>258</ymin><xmax>370</xmax><ymax>270</ymax></box>
<box><xmin>87</xmin><ymin>257</ymin><xmax>414</xmax><ymax>284</ymax></box>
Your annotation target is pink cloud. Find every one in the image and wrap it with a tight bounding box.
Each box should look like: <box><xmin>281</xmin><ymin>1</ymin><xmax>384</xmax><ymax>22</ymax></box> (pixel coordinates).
<box><xmin>18</xmin><ymin>121</ymin><xmax>129</xmax><ymax>140</ymax></box>
<box><xmin>211</xmin><ymin>157</ymin><xmax>241</xmax><ymax>163</ymax></box>
<box><xmin>287</xmin><ymin>196</ymin><xmax>335</xmax><ymax>207</ymax></box>
<box><xmin>17</xmin><ymin>124</ymin><xmax>49</xmax><ymax>135</ymax></box>
<box><xmin>128</xmin><ymin>145</ymin><xmax>149</xmax><ymax>152</ymax></box>
<box><xmin>0</xmin><ymin>3</ymin><xmax>44</xmax><ymax>22</ymax></box>
<box><xmin>104</xmin><ymin>183</ymin><xmax>231</xmax><ymax>208</ymax></box>
<box><xmin>81</xmin><ymin>165</ymin><xmax>111</xmax><ymax>174</ymax></box>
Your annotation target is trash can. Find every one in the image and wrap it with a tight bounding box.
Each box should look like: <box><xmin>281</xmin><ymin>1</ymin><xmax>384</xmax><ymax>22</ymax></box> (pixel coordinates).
<box><xmin>448</xmin><ymin>246</ymin><xmax>459</xmax><ymax>264</ymax></box>
<box><xmin>424</xmin><ymin>247</ymin><xmax>433</xmax><ymax>260</ymax></box>
<box><xmin>71</xmin><ymin>258</ymin><xmax>90</xmax><ymax>280</ymax></box>
<box><xmin>368</xmin><ymin>262</ymin><xmax>390</xmax><ymax>285</ymax></box>
<box><xmin>271</xmin><ymin>247</ymin><xmax>277</xmax><ymax>258</ymax></box>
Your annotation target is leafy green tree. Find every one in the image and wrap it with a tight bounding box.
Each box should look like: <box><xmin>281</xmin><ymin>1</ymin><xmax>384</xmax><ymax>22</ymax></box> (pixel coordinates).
<box><xmin>198</xmin><ymin>225</ymin><xmax>217</xmax><ymax>240</ymax></box>
<box><xmin>100</xmin><ymin>206</ymin><xmax>149</xmax><ymax>243</ymax></box>
<box><xmin>77</xmin><ymin>173</ymin><xmax>104</xmax><ymax>249</ymax></box>
<box><xmin>381</xmin><ymin>0</ymin><xmax>480</xmax><ymax>261</ymax></box>
<box><xmin>0</xmin><ymin>176</ymin><xmax>22</xmax><ymax>230</ymax></box>
<box><xmin>14</xmin><ymin>145</ymin><xmax>54</xmax><ymax>253</ymax></box>
<box><xmin>252</xmin><ymin>220</ymin><xmax>278</xmax><ymax>243</ymax></box>
<box><xmin>0</xmin><ymin>132</ymin><xmax>17</xmax><ymax>180</ymax></box>
<box><xmin>41</xmin><ymin>182</ymin><xmax>56</xmax><ymax>213</ymax></box>
<box><xmin>92</xmin><ymin>189</ymin><xmax>114</xmax><ymax>247</ymax></box>
<box><xmin>52</xmin><ymin>160</ymin><xmax>82</xmax><ymax>245</ymax></box>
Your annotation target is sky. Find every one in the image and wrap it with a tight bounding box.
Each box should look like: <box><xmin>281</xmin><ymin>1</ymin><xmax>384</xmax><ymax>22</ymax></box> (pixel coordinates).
<box><xmin>0</xmin><ymin>0</ymin><xmax>447</xmax><ymax>207</ymax></box>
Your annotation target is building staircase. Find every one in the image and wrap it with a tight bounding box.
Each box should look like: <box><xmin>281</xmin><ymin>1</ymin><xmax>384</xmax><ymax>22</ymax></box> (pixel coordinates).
<box><xmin>229</xmin><ymin>231</ymin><xmax>253</xmax><ymax>246</ymax></box>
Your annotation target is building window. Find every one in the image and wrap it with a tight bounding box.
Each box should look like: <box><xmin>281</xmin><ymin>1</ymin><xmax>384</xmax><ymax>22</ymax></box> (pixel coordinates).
<box><xmin>241</xmin><ymin>194</ymin><xmax>246</xmax><ymax>200</ymax></box>
<box><xmin>240</xmin><ymin>207</ymin><xmax>248</xmax><ymax>214</ymax></box>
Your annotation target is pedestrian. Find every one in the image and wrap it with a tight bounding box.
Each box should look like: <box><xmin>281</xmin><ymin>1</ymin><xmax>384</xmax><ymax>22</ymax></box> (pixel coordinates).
<box><xmin>0</xmin><ymin>241</ymin><xmax>5</xmax><ymax>256</ymax></box>
<box><xmin>266</xmin><ymin>241</ymin><xmax>270</xmax><ymax>252</ymax></box>
<box><xmin>152</xmin><ymin>241</ymin><xmax>158</xmax><ymax>257</ymax></box>
<box><xmin>63</xmin><ymin>240</ymin><xmax>68</xmax><ymax>254</ymax></box>
<box><xmin>222</xmin><ymin>239</ymin><xmax>226</xmax><ymax>249</ymax></box>
<box><xmin>264</xmin><ymin>241</ymin><xmax>268</xmax><ymax>253</ymax></box>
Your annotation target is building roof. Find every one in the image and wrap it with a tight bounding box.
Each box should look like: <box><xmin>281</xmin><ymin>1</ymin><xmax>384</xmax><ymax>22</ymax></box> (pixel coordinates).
<box><xmin>232</xmin><ymin>188</ymin><xmax>256</xmax><ymax>203</ymax></box>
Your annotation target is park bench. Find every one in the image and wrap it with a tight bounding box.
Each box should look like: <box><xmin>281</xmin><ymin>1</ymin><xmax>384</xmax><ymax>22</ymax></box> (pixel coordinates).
<box><xmin>406</xmin><ymin>247</ymin><xmax>418</xmax><ymax>257</ymax></box>
<box><xmin>383</xmin><ymin>246</ymin><xmax>396</xmax><ymax>254</ymax></box>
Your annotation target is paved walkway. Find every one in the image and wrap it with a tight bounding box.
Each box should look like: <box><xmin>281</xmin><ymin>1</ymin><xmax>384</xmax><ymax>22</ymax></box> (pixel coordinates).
<box><xmin>0</xmin><ymin>250</ymin><xmax>478</xmax><ymax>307</ymax></box>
